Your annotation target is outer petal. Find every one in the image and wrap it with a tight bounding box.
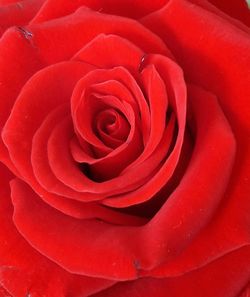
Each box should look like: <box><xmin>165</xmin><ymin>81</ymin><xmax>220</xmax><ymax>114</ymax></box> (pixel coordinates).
<box><xmin>0</xmin><ymin>26</ymin><xmax>44</xmax><ymax>174</ymax></box>
<box><xmin>0</xmin><ymin>0</ymin><xmax>45</xmax><ymax>37</ymax></box>
<box><xmin>31</xmin><ymin>0</ymin><xmax>250</xmax><ymax>30</ymax></box>
<box><xmin>208</xmin><ymin>0</ymin><xmax>250</xmax><ymax>27</ymax></box>
<box><xmin>28</xmin><ymin>6</ymin><xmax>169</xmax><ymax>64</ymax></box>
<box><xmin>238</xmin><ymin>284</ymin><xmax>250</xmax><ymax>297</ymax></box>
<box><xmin>141</xmin><ymin>0</ymin><xmax>250</xmax><ymax>274</ymax></box>
<box><xmin>11</xmin><ymin>178</ymin><xmax>140</xmax><ymax>280</ymax></box>
<box><xmin>2</xmin><ymin>61</ymin><xmax>93</xmax><ymax>181</ymax></box>
<box><xmin>92</xmin><ymin>247</ymin><xmax>250</xmax><ymax>297</ymax></box>
<box><xmin>142</xmin><ymin>0</ymin><xmax>250</xmax><ymax>129</ymax></box>
<box><xmin>31</xmin><ymin>0</ymin><xmax>168</xmax><ymax>23</ymax></box>
<box><xmin>0</xmin><ymin>163</ymin><xmax>114</xmax><ymax>297</ymax></box>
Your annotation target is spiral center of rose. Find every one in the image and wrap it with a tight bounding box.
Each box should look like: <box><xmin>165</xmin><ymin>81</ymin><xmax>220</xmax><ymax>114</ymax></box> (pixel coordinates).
<box><xmin>95</xmin><ymin>108</ymin><xmax>130</xmax><ymax>148</ymax></box>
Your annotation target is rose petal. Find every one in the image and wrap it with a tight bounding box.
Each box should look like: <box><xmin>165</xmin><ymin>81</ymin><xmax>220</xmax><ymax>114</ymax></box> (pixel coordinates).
<box><xmin>108</xmin><ymin>84</ymin><xmax>235</xmax><ymax>272</ymax></box>
<box><xmin>142</xmin><ymin>0</ymin><xmax>250</xmax><ymax>127</ymax></box>
<box><xmin>2</xmin><ymin>61</ymin><xmax>93</xmax><ymax>182</ymax></box>
<box><xmin>31</xmin><ymin>0</ymin><xmax>168</xmax><ymax>23</ymax></box>
<box><xmin>0</xmin><ymin>1</ymin><xmax>21</xmax><ymax>4</ymax></box>
<box><xmin>11</xmin><ymin>178</ymin><xmax>141</xmax><ymax>280</ymax></box>
<box><xmin>239</xmin><ymin>284</ymin><xmax>250</xmax><ymax>297</ymax></box>
<box><xmin>121</xmin><ymin>63</ymin><xmax>169</xmax><ymax>174</ymax></box>
<box><xmin>71</xmin><ymin>60</ymin><xmax>150</xmax><ymax>145</ymax></box>
<box><xmin>46</xmin><ymin>110</ymin><xmax>174</xmax><ymax>204</ymax></box>
<box><xmin>91</xmin><ymin>246</ymin><xmax>250</xmax><ymax>297</ymax></box>
<box><xmin>74</xmin><ymin>96</ymin><xmax>142</xmax><ymax>180</ymax></box>
<box><xmin>73</xmin><ymin>34</ymin><xmax>153</xmax><ymax>144</ymax></box>
<box><xmin>72</xmin><ymin>80</ymin><xmax>141</xmax><ymax>157</ymax></box>
<box><xmin>70</xmin><ymin>67</ymin><xmax>144</xmax><ymax>179</ymax></box>
<box><xmin>0</xmin><ymin>163</ymin><xmax>115</xmax><ymax>296</ymax></box>
<box><xmin>31</xmin><ymin>104</ymin><xmax>145</xmax><ymax>225</ymax></box>
<box><xmin>0</xmin><ymin>0</ymin><xmax>45</xmax><ymax>37</ymax></box>
<box><xmin>46</xmin><ymin>115</ymin><xmax>147</xmax><ymax>198</ymax></box>
<box><xmin>2</xmin><ymin>61</ymin><xmax>124</xmax><ymax>219</ymax></box>
<box><xmin>95</xmin><ymin>109</ymin><xmax>130</xmax><ymax>148</ymax></box>
<box><xmin>73</xmin><ymin>34</ymin><xmax>144</xmax><ymax>73</ymax></box>
<box><xmin>208</xmin><ymin>0</ymin><xmax>250</xmax><ymax>27</ymax></box>
<box><xmin>103</xmin><ymin>54</ymin><xmax>186</xmax><ymax>207</ymax></box>
<box><xmin>30</xmin><ymin>104</ymin><xmax>101</xmax><ymax>202</ymax></box>
<box><xmin>142</xmin><ymin>0</ymin><xmax>250</xmax><ymax>271</ymax></box>
<box><xmin>31</xmin><ymin>105</ymin><xmax>78</xmax><ymax>197</ymax></box>
<box><xmin>28</xmin><ymin>7</ymin><xmax>169</xmax><ymax>64</ymax></box>
<box><xmin>135</xmin><ymin>84</ymin><xmax>236</xmax><ymax>272</ymax></box>
<box><xmin>0</xmin><ymin>26</ymin><xmax>44</xmax><ymax>174</ymax></box>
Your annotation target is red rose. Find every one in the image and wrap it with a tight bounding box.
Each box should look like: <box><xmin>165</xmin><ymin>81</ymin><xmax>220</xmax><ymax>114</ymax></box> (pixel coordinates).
<box><xmin>0</xmin><ymin>0</ymin><xmax>249</xmax><ymax>296</ymax></box>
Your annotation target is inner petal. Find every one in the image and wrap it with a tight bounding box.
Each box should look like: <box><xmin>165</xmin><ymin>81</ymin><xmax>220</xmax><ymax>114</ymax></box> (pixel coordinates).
<box><xmin>95</xmin><ymin>109</ymin><xmax>130</xmax><ymax>148</ymax></box>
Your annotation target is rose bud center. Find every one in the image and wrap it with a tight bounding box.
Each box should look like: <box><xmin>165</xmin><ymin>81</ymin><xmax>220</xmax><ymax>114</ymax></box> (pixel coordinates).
<box><xmin>95</xmin><ymin>108</ymin><xmax>130</xmax><ymax>148</ymax></box>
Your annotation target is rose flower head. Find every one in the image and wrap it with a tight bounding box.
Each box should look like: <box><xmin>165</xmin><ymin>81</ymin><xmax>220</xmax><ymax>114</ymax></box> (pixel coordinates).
<box><xmin>0</xmin><ymin>0</ymin><xmax>250</xmax><ymax>296</ymax></box>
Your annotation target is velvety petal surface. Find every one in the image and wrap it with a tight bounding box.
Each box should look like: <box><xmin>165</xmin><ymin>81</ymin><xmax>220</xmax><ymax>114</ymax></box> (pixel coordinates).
<box><xmin>0</xmin><ymin>26</ymin><xmax>44</xmax><ymax>174</ymax></box>
<box><xmin>31</xmin><ymin>0</ymin><xmax>168</xmax><ymax>23</ymax></box>
<box><xmin>141</xmin><ymin>0</ymin><xmax>250</xmax><ymax>274</ymax></box>
<box><xmin>0</xmin><ymin>0</ymin><xmax>45</xmax><ymax>37</ymax></box>
<box><xmin>208</xmin><ymin>0</ymin><xmax>250</xmax><ymax>26</ymax></box>
<box><xmin>0</xmin><ymin>163</ymin><xmax>114</xmax><ymax>297</ymax></box>
<box><xmin>92</xmin><ymin>247</ymin><xmax>250</xmax><ymax>297</ymax></box>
